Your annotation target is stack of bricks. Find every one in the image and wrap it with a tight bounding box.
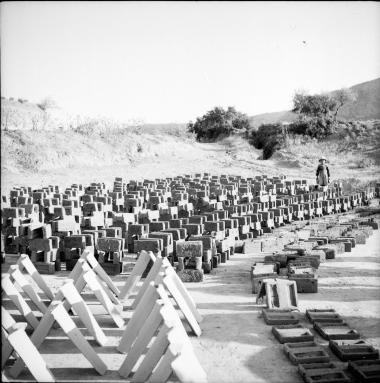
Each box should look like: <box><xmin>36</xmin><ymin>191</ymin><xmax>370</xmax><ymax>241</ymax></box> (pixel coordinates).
<box><xmin>22</xmin><ymin>221</ymin><xmax>59</xmax><ymax>274</ymax></box>
<box><xmin>176</xmin><ymin>240</ymin><xmax>204</xmax><ymax>282</ymax></box>
<box><xmin>63</xmin><ymin>234</ymin><xmax>87</xmax><ymax>271</ymax></box>
<box><xmin>2</xmin><ymin>207</ymin><xmax>26</xmax><ymax>254</ymax></box>
<box><xmin>1</xmin><ymin>174</ymin><xmax>377</xmax><ymax>278</ymax></box>
<box><xmin>97</xmin><ymin>233</ymin><xmax>127</xmax><ymax>275</ymax></box>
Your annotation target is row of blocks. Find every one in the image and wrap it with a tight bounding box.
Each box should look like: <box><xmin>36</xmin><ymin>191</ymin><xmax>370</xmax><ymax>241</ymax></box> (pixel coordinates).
<box><xmin>2</xmin><ymin>175</ymin><xmax>377</xmax><ymax>276</ymax></box>
<box><xmin>261</xmin><ymin>308</ymin><xmax>380</xmax><ymax>382</ymax></box>
<box><xmin>251</xmin><ymin>216</ymin><xmax>378</xmax><ymax>294</ymax></box>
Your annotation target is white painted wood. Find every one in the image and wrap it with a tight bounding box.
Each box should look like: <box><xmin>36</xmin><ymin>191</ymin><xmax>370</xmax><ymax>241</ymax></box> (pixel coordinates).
<box><xmin>119</xmin><ymin>250</ymin><xmax>156</xmax><ymax>300</ymax></box>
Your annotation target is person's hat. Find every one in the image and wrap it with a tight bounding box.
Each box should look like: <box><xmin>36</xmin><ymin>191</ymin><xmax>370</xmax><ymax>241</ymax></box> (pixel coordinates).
<box><xmin>319</xmin><ymin>158</ymin><xmax>327</xmax><ymax>162</ymax></box>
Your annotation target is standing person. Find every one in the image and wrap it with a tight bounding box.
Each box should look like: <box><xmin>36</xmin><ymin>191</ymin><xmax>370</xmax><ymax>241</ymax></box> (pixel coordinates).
<box><xmin>316</xmin><ymin>158</ymin><xmax>330</xmax><ymax>190</ymax></box>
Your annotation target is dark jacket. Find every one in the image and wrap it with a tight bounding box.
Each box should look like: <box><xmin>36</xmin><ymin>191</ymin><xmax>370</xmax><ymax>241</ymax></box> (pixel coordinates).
<box><xmin>316</xmin><ymin>164</ymin><xmax>330</xmax><ymax>178</ymax></box>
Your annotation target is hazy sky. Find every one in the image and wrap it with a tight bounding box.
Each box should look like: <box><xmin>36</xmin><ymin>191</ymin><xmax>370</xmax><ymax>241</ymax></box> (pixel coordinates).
<box><xmin>1</xmin><ymin>1</ymin><xmax>380</xmax><ymax>123</ymax></box>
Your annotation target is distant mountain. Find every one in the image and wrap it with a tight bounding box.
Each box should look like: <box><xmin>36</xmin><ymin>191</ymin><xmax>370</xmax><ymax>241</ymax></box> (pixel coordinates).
<box><xmin>249</xmin><ymin>77</ymin><xmax>380</xmax><ymax>127</ymax></box>
<box><xmin>336</xmin><ymin>77</ymin><xmax>380</xmax><ymax>120</ymax></box>
<box><xmin>249</xmin><ymin>110</ymin><xmax>298</xmax><ymax>127</ymax></box>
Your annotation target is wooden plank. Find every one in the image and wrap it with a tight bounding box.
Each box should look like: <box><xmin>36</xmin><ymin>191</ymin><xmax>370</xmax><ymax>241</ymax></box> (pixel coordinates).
<box><xmin>67</xmin><ymin>258</ymin><xmax>85</xmax><ymax>282</ymax></box>
<box><xmin>73</xmin><ymin>259</ymin><xmax>91</xmax><ymax>294</ymax></box>
<box><xmin>10</xmin><ymin>265</ymin><xmax>48</xmax><ymax>314</ymax></box>
<box><xmin>117</xmin><ymin>282</ymin><xmax>158</xmax><ymax>354</ymax></box>
<box><xmin>171</xmin><ymin>342</ymin><xmax>208</xmax><ymax>383</ymax></box>
<box><xmin>17</xmin><ymin>254</ymin><xmax>54</xmax><ymax>300</ymax></box>
<box><xmin>6</xmin><ymin>326</ymin><xmax>55</xmax><ymax>382</ymax></box>
<box><xmin>163</xmin><ymin>273</ymin><xmax>202</xmax><ymax>336</ymax></box>
<box><xmin>69</xmin><ymin>259</ymin><xmax>120</xmax><ymax>307</ymax></box>
<box><xmin>132</xmin><ymin>255</ymin><xmax>165</xmax><ymax>309</ymax></box>
<box><xmin>2</xmin><ymin>275</ymin><xmax>39</xmax><ymax>329</ymax></box>
<box><xmin>165</xmin><ymin>266</ymin><xmax>202</xmax><ymax>323</ymax></box>
<box><xmin>118</xmin><ymin>300</ymin><xmax>164</xmax><ymax>378</ymax></box>
<box><xmin>166</xmin><ymin>265</ymin><xmax>197</xmax><ymax>307</ymax></box>
<box><xmin>51</xmin><ymin>302</ymin><xmax>107</xmax><ymax>375</ymax></box>
<box><xmin>9</xmin><ymin>301</ymin><xmax>58</xmax><ymax>378</ymax></box>
<box><xmin>1</xmin><ymin>305</ymin><xmax>21</xmax><ymax>369</ymax></box>
<box><xmin>156</xmin><ymin>284</ymin><xmax>185</xmax><ymax>330</ymax></box>
<box><xmin>94</xmin><ymin>273</ymin><xmax>121</xmax><ymax>306</ymax></box>
<box><xmin>2</xmin><ymin>306</ymin><xmax>17</xmax><ymax>330</ymax></box>
<box><xmin>119</xmin><ymin>250</ymin><xmax>156</xmax><ymax>300</ymax></box>
<box><xmin>59</xmin><ymin>280</ymin><xmax>108</xmax><ymax>346</ymax></box>
<box><xmin>82</xmin><ymin>270</ymin><xmax>124</xmax><ymax>328</ymax></box>
<box><xmin>147</xmin><ymin>343</ymin><xmax>177</xmax><ymax>383</ymax></box>
<box><xmin>2</xmin><ymin>327</ymin><xmax>14</xmax><ymax>369</ymax></box>
<box><xmin>131</xmin><ymin>322</ymin><xmax>172</xmax><ymax>383</ymax></box>
<box><xmin>83</xmin><ymin>250</ymin><xmax>121</xmax><ymax>297</ymax></box>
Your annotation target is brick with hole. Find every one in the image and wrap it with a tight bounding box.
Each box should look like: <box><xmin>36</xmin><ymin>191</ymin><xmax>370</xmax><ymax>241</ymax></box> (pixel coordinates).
<box><xmin>176</xmin><ymin>241</ymin><xmax>203</xmax><ymax>258</ymax></box>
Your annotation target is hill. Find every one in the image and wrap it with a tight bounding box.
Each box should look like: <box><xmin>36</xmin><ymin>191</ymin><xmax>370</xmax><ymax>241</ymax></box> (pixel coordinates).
<box><xmin>249</xmin><ymin>110</ymin><xmax>298</xmax><ymax>127</ymax></box>
<box><xmin>1</xmin><ymin>78</ymin><xmax>379</xmax><ymax>194</ymax></box>
<box><xmin>249</xmin><ymin>77</ymin><xmax>380</xmax><ymax>127</ymax></box>
<box><xmin>336</xmin><ymin>77</ymin><xmax>380</xmax><ymax>120</ymax></box>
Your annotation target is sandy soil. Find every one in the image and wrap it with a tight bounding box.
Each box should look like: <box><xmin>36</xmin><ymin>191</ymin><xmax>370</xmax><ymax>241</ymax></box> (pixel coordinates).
<box><xmin>2</xmin><ymin>211</ymin><xmax>380</xmax><ymax>383</ymax></box>
<box><xmin>2</xmin><ymin>137</ymin><xmax>378</xmax><ymax>196</ymax></box>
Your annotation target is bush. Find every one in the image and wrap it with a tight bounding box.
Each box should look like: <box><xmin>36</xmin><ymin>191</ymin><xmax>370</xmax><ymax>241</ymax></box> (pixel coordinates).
<box><xmin>248</xmin><ymin>123</ymin><xmax>287</xmax><ymax>159</ymax></box>
<box><xmin>188</xmin><ymin>106</ymin><xmax>250</xmax><ymax>142</ymax></box>
<box><xmin>357</xmin><ymin>157</ymin><xmax>375</xmax><ymax>168</ymax></box>
<box><xmin>288</xmin><ymin>117</ymin><xmax>334</xmax><ymax>139</ymax></box>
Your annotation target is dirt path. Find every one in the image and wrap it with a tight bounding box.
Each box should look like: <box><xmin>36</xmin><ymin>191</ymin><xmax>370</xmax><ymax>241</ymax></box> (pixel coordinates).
<box><xmin>186</xmin><ymin>224</ymin><xmax>380</xmax><ymax>383</ymax></box>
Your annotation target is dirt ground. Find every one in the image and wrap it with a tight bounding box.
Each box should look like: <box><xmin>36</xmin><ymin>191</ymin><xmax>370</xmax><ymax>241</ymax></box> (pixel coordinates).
<box><xmin>2</xmin><ymin>136</ymin><xmax>379</xmax><ymax>196</ymax></box>
<box><xmin>2</xmin><ymin>210</ymin><xmax>380</xmax><ymax>383</ymax></box>
<box><xmin>2</xmin><ymin>136</ymin><xmax>380</xmax><ymax>382</ymax></box>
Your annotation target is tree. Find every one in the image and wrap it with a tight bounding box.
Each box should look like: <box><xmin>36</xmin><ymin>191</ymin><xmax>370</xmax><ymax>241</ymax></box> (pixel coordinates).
<box><xmin>331</xmin><ymin>88</ymin><xmax>357</xmax><ymax>122</ymax></box>
<box><xmin>188</xmin><ymin>106</ymin><xmax>250</xmax><ymax>141</ymax></box>
<box><xmin>292</xmin><ymin>88</ymin><xmax>357</xmax><ymax>121</ymax></box>
<box><xmin>292</xmin><ymin>92</ymin><xmax>336</xmax><ymax>118</ymax></box>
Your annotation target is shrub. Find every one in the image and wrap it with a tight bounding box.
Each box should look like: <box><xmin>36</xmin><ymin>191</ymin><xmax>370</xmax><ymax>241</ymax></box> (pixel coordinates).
<box><xmin>37</xmin><ymin>97</ymin><xmax>57</xmax><ymax>111</ymax></box>
<box><xmin>357</xmin><ymin>157</ymin><xmax>375</xmax><ymax>168</ymax></box>
<box><xmin>18</xmin><ymin>98</ymin><xmax>24</xmax><ymax>103</ymax></box>
<box><xmin>248</xmin><ymin>123</ymin><xmax>287</xmax><ymax>159</ymax></box>
<box><xmin>288</xmin><ymin>117</ymin><xmax>334</xmax><ymax>139</ymax></box>
<box><xmin>188</xmin><ymin>106</ymin><xmax>250</xmax><ymax>142</ymax></box>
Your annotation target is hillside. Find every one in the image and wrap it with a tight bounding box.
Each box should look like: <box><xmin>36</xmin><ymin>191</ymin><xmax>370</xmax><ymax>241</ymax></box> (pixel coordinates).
<box><xmin>249</xmin><ymin>110</ymin><xmax>298</xmax><ymax>127</ymax></box>
<box><xmin>1</xmin><ymin>78</ymin><xmax>380</xmax><ymax>195</ymax></box>
<box><xmin>249</xmin><ymin>77</ymin><xmax>380</xmax><ymax>127</ymax></box>
<box><xmin>337</xmin><ymin>77</ymin><xmax>380</xmax><ymax>120</ymax></box>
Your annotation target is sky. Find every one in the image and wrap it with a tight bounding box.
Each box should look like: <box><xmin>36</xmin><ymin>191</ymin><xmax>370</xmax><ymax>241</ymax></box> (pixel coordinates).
<box><xmin>1</xmin><ymin>1</ymin><xmax>380</xmax><ymax>124</ymax></box>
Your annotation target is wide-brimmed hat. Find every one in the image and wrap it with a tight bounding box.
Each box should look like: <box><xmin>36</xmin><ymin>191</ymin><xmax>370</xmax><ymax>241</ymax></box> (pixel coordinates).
<box><xmin>319</xmin><ymin>158</ymin><xmax>327</xmax><ymax>162</ymax></box>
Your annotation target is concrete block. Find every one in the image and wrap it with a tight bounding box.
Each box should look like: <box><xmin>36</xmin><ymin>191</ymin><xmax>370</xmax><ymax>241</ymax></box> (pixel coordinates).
<box><xmin>262</xmin><ymin>309</ymin><xmax>299</xmax><ymax>325</ymax></box>
<box><xmin>348</xmin><ymin>359</ymin><xmax>380</xmax><ymax>382</ymax></box>
<box><xmin>176</xmin><ymin>241</ymin><xmax>203</xmax><ymax>258</ymax></box>
<box><xmin>329</xmin><ymin>339</ymin><xmax>379</xmax><ymax>361</ymax></box>
<box><xmin>298</xmin><ymin>362</ymin><xmax>349</xmax><ymax>383</ymax></box>
<box><xmin>272</xmin><ymin>324</ymin><xmax>314</xmax><ymax>344</ymax></box>
<box><xmin>284</xmin><ymin>341</ymin><xmax>330</xmax><ymax>365</ymax></box>
<box><xmin>314</xmin><ymin>322</ymin><xmax>360</xmax><ymax>340</ymax></box>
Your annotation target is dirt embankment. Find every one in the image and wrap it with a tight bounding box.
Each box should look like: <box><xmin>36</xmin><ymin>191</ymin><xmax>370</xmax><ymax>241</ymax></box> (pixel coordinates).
<box><xmin>2</xmin><ymin>120</ymin><xmax>379</xmax><ymax>195</ymax></box>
